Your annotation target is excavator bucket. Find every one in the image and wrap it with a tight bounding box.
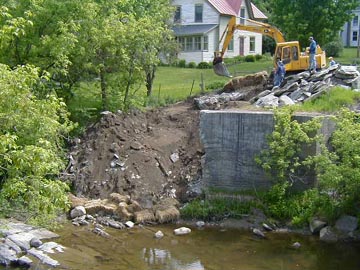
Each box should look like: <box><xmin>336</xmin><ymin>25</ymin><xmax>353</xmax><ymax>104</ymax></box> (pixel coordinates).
<box><xmin>213</xmin><ymin>61</ymin><xmax>232</xmax><ymax>78</ymax></box>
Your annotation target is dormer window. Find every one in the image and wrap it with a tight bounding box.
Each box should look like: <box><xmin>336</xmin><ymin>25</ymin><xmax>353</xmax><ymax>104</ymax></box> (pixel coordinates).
<box><xmin>174</xmin><ymin>6</ymin><xmax>181</xmax><ymax>23</ymax></box>
<box><xmin>195</xmin><ymin>4</ymin><xmax>203</xmax><ymax>22</ymax></box>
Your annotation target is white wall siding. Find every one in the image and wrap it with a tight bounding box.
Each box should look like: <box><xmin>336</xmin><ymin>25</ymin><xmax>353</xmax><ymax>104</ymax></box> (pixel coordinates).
<box><xmin>172</xmin><ymin>0</ymin><xmax>219</xmax><ymax>25</ymax></box>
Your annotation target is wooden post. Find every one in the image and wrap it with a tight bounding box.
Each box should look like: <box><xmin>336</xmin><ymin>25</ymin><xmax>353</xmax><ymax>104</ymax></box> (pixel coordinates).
<box><xmin>189</xmin><ymin>80</ymin><xmax>195</xmax><ymax>96</ymax></box>
<box><xmin>200</xmin><ymin>73</ymin><xmax>205</xmax><ymax>94</ymax></box>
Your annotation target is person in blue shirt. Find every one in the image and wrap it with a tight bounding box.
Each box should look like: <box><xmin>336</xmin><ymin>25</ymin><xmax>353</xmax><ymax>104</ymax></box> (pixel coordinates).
<box><xmin>274</xmin><ymin>60</ymin><xmax>286</xmax><ymax>87</ymax></box>
<box><xmin>328</xmin><ymin>57</ymin><xmax>336</xmax><ymax>66</ymax></box>
<box><xmin>308</xmin><ymin>36</ymin><xmax>317</xmax><ymax>73</ymax></box>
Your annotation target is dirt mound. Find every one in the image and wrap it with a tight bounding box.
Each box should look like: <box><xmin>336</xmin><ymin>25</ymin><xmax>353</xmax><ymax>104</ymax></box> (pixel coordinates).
<box><xmin>65</xmin><ymin>100</ymin><xmax>204</xmax><ymax>208</ymax></box>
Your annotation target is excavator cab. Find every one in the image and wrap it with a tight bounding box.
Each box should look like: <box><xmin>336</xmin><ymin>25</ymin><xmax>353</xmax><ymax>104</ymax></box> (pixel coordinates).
<box><xmin>213</xmin><ymin>53</ymin><xmax>232</xmax><ymax>78</ymax></box>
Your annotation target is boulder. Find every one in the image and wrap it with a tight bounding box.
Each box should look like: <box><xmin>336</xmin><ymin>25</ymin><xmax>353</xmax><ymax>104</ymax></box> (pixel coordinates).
<box><xmin>174</xmin><ymin>227</ymin><xmax>191</xmax><ymax>236</ymax></box>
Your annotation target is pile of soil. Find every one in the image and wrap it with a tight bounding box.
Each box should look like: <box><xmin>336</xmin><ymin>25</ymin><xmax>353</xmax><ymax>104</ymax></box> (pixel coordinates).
<box><xmin>65</xmin><ymin>99</ymin><xmax>205</xmax><ymax>208</ymax></box>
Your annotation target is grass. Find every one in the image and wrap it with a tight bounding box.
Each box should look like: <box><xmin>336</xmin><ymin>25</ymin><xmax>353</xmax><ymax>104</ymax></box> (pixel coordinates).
<box><xmin>296</xmin><ymin>87</ymin><xmax>360</xmax><ymax>113</ymax></box>
<box><xmin>151</xmin><ymin>59</ymin><xmax>273</xmax><ymax>101</ymax></box>
<box><xmin>334</xmin><ymin>47</ymin><xmax>359</xmax><ymax>65</ymax></box>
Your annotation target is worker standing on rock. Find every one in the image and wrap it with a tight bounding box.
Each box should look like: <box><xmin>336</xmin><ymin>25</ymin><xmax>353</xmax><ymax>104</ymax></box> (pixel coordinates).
<box><xmin>274</xmin><ymin>60</ymin><xmax>285</xmax><ymax>87</ymax></box>
<box><xmin>309</xmin><ymin>36</ymin><xmax>317</xmax><ymax>73</ymax></box>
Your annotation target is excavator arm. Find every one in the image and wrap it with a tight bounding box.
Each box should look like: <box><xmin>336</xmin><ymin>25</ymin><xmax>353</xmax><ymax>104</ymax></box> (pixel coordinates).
<box><xmin>214</xmin><ymin>16</ymin><xmax>285</xmax><ymax>77</ymax></box>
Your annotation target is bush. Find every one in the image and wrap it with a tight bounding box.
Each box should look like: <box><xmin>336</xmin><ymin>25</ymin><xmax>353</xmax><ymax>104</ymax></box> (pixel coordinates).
<box><xmin>197</xmin><ymin>61</ymin><xmax>211</xmax><ymax>69</ymax></box>
<box><xmin>323</xmin><ymin>39</ymin><xmax>343</xmax><ymax>57</ymax></box>
<box><xmin>178</xmin><ymin>59</ymin><xmax>186</xmax><ymax>68</ymax></box>
<box><xmin>188</xmin><ymin>62</ymin><xmax>196</xmax><ymax>68</ymax></box>
<box><xmin>245</xmin><ymin>55</ymin><xmax>255</xmax><ymax>62</ymax></box>
<box><xmin>255</xmin><ymin>54</ymin><xmax>263</xmax><ymax>61</ymax></box>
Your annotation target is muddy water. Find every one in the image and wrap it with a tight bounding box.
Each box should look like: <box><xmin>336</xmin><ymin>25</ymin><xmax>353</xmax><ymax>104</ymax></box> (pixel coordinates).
<box><xmin>44</xmin><ymin>224</ymin><xmax>360</xmax><ymax>270</ymax></box>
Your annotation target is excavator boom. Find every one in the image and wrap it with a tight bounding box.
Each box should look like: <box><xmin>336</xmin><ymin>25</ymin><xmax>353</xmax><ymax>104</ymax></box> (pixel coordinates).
<box><xmin>213</xmin><ymin>16</ymin><xmax>326</xmax><ymax>77</ymax></box>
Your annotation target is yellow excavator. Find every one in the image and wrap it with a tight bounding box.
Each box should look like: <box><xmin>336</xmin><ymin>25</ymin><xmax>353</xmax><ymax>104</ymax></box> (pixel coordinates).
<box><xmin>213</xmin><ymin>16</ymin><xmax>326</xmax><ymax>77</ymax></box>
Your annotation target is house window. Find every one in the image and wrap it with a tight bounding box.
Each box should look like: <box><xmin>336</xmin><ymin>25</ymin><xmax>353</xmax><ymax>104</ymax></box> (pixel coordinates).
<box><xmin>174</xmin><ymin>6</ymin><xmax>181</xmax><ymax>23</ymax></box>
<box><xmin>186</xmin><ymin>38</ymin><xmax>193</xmax><ymax>51</ymax></box>
<box><xmin>178</xmin><ymin>37</ymin><xmax>185</xmax><ymax>50</ymax></box>
<box><xmin>195</xmin><ymin>4</ymin><xmax>203</xmax><ymax>22</ymax></box>
<box><xmin>240</xmin><ymin>8</ymin><xmax>246</xmax><ymax>24</ymax></box>
<box><xmin>194</xmin><ymin>36</ymin><xmax>201</xmax><ymax>50</ymax></box>
<box><xmin>203</xmin><ymin>36</ymin><xmax>208</xmax><ymax>51</ymax></box>
<box><xmin>250</xmin><ymin>36</ymin><xmax>255</xmax><ymax>52</ymax></box>
<box><xmin>177</xmin><ymin>35</ymin><xmax>208</xmax><ymax>51</ymax></box>
<box><xmin>353</xmin><ymin>31</ymin><xmax>358</xmax><ymax>42</ymax></box>
<box><xmin>227</xmin><ymin>38</ymin><xmax>234</xmax><ymax>51</ymax></box>
<box><xmin>353</xmin><ymin>16</ymin><xmax>358</xmax><ymax>27</ymax></box>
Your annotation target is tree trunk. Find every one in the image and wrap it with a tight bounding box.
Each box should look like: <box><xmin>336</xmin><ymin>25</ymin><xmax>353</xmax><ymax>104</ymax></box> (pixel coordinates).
<box><xmin>145</xmin><ymin>65</ymin><xmax>156</xmax><ymax>97</ymax></box>
<box><xmin>100</xmin><ymin>66</ymin><xmax>107</xmax><ymax>111</ymax></box>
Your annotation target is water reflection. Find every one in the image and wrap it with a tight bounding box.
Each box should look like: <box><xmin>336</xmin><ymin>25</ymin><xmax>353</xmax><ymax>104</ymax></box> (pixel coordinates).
<box><xmin>142</xmin><ymin>248</ymin><xmax>204</xmax><ymax>270</ymax></box>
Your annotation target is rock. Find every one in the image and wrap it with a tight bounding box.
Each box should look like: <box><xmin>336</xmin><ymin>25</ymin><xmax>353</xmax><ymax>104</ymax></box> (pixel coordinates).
<box><xmin>262</xmin><ymin>223</ymin><xmax>274</xmax><ymax>231</ymax></box>
<box><xmin>108</xmin><ymin>220</ymin><xmax>125</xmax><ymax>230</ymax></box>
<box><xmin>27</xmin><ymin>248</ymin><xmax>60</xmax><ymax>267</ymax></box>
<box><xmin>154</xmin><ymin>231</ymin><xmax>164</xmax><ymax>239</ymax></box>
<box><xmin>335</xmin><ymin>215</ymin><xmax>358</xmax><ymax>233</ymax></box>
<box><xmin>319</xmin><ymin>226</ymin><xmax>338</xmax><ymax>242</ymax></box>
<box><xmin>279</xmin><ymin>95</ymin><xmax>295</xmax><ymax>106</ymax></box>
<box><xmin>174</xmin><ymin>227</ymin><xmax>191</xmax><ymax>236</ymax></box>
<box><xmin>170</xmin><ymin>152</ymin><xmax>179</xmax><ymax>163</ymax></box>
<box><xmin>39</xmin><ymin>242</ymin><xmax>65</xmax><ymax>253</ymax></box>
<box><xmin>309</xmin><ymin>218</ymin><xmax>327</xmax><ymax>234</ymax></box>
<box><xmin>255</xmin><ymin>94</ymin><xmax>279</xmax><ymax>108</ymax></box>
<box><xmin>125</xmin><ymin>221</ymin><xmax>135</xmax><ymax>228</ymax></box>
<box><xmin>70</xmin><ymin>206</ymin><xmax>86</xmax><ymax>219</ymax></box>
<box><xmin>17</xmin><ymin>256</ymin><xmax>33</xmax><ymax>267</ymax></box>
<box><xmin>252</xmin><ymin>228</ymin><xmax>265</xmax><ymax>238</ymax></box>
<box><xmin>68</xmin><ymin>194</ymin><xmax>88</xmax><ymax>208</ymax></box>
<box><xmin>7</xmin><ymin>229</ymin><xmax>59</xmax><ymax>251</ymax></box>
<box><xmin>30</xmin><ymin>237</ymin><xmax>42</xmax><ymax>248</ymax></box>
<box><xmin>0</xmin><ymin>243</ymin><xmax>18</xmax><ymax>266</ymax></box>
<box><xmin>196</xmin><ymin>221</ymin><xmax>205</xmax><ymax>228</ymax></box>
<box><xmin>92</xmin><ymin>227</ymin><xmax>110</xmax><ymax>238</ymax></box>
<box><xmin>292</xmin><ymin>242</ymin><xmax>301</xmax><ymax>248</ymax></box>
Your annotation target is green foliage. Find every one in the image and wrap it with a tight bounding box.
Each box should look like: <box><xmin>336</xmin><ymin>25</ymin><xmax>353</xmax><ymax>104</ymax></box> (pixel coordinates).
<box><xmin>269</xmin><ymin>0</ymin><xmax>358</xmax><ymax>47</ymax></box>
<box><xmin>245</xmin><ymin>55</ymin><xmax>255</xmax><ymax>62</ymax></box>
<box><xmin>180</xmin><ymin>197</ymin><xmax>256</xmax><ymax>221</ymax></box>
<box><xmin>0</xmin><ymin>64</ymin><xmax>73</xmax><ymax>227</ymax></box>
<box><xmin>258</xmin><ymin>107</ymin><xmax>360</xmax><ymax>225</ymax></box>
<box><xmin>178</xmin><ymin>59</ymin><xmax>186</xmax><ymax>68</ymax></box>
<box><xmin>255</xmin><ymin>54</ymin><xmax>263</xmax><ymax>61</ymax></box>
<box><xmin>299</xmin><ymin>87</ymin><xmax>360</xmax><ymax>113</ymax></box>
<box><xmin>323</xmin><ymin>39</ymin><xmax>344</xmax><ymax>57</ymax></box>
<box><xmin>256</xmin><ymin>107</ymin><xmax>322</xmax><ymax>182</ymax></box>
<box><xmin>187</xmin><ymin>62</ymin><xmax>196</xmax><ymax>68</ymax></box>
<box><xmin>197</xmin><ymin>62</ymin><xmax>211</xmax><ymax>69</ymax></box>
<box><xmin>206</xmin><ymin>81</ymin><xmax>225</xmax><ymax>90</ymax></box>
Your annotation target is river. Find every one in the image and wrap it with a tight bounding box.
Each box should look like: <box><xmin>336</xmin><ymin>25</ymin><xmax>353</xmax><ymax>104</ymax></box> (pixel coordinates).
<box><xmin>22</xmin><ymin>223</ymin><xmax>359</xmax><ymax>270</ymax></box>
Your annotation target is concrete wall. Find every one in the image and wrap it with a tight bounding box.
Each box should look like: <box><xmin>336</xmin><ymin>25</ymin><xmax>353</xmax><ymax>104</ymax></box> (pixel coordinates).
<box><xmin>200</xmin><ymin>110</ymin><xmax>334</xmax><ymax>192</ymax></box>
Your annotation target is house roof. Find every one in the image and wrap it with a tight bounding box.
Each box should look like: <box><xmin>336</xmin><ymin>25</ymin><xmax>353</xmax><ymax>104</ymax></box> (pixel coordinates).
<box><xmin>172</xmin><ymin>24</ymin><xmax>218</xmax><ymax>36</ymax></box>
<box><xmin>208</xmin><ymin>0</ymin><xmax>242</xmax><ymax>16</ymax></box>
<box><xmin>251</xmin><ymin>3</ymin><xmax>267</xmax><ymax>19</ymax></box>
<box><xmin>208</xmin><ymin>0</ymin><xmax>267</xmax><ymax>20</ymax></box>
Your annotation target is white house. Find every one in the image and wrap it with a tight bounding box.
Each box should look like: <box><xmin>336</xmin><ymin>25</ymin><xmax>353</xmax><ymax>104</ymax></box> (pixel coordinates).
<box><xmin>171</xmin><ymin>0</ymin><xmax>267</xmax><ymax>64</ymax></box>
<box><xmin>341</xmin><ymin>6</ymin><xmax>360</xmax><ymax>47</ymax></box>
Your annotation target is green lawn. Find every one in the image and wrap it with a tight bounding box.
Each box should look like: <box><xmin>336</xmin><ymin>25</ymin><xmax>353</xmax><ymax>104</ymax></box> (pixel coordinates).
<box><xmin>151</xmin><ymin>59</ymin><xmax>273</xmax><ymax>101</ymax></box>
<box><xmin>335</xmin><ymin>47</ymin><xmax>359</xmax><ymax>65</ymax></box>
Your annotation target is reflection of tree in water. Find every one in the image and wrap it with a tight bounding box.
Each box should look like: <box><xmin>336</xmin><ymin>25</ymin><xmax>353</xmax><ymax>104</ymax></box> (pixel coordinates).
<box><xmin>142</xmin><ymin>248</ymin><xmax>204</xmax><ymax>270</ymax></box>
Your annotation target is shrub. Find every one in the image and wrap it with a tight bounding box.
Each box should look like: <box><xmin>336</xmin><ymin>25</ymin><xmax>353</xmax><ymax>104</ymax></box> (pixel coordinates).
<box><xmin>178</xmin><ymin>59</ymin><xmax>186</xmax><ymax>68</ymax></box>
<box><xmin>188</xmin><ymin>62</ymin><xmax>196</xmax><ymax>68</ymax></box>
<box><xmin>255</xmin><ymin>54</ymin><xmax>263</xmax><ymax>61</ymax></box>
<box><xmin>245</xmin><ymin>55</ymin><xmax>255</xmax><ymax>62</ymax></box>
<box><xmin>197</xmin><ymin>61</ymin><xmax>211</xmax><ymax>69</ymax></box>
<box><xmin>323</xmin><ymin>39</ymin><xmax>343</xmax><ymax>57</ymax></box>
